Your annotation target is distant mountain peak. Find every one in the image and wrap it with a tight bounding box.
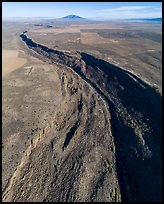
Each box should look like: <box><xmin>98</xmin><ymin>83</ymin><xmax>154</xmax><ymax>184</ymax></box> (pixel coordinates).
<box><xmin>62</xmin><ymin>15</ymin><xmax>84</xmax><ymax>19</ymax></box>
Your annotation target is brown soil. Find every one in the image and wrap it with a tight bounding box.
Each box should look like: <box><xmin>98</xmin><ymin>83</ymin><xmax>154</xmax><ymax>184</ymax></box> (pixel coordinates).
<box><xmin>2</xmin><ymin>50</ymin><xmax>27</xmax><ymax>77</ymax></box>
<box><xmin>2</xmin><ymin>33</ymin><xmax>162</xmax><ymax>202</ymax></box>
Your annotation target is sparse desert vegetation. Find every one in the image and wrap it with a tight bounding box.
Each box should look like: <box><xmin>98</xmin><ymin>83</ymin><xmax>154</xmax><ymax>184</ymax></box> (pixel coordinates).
<box><xmin>2</xmin><ymin>3</ymin><xmax>162</xmax><ymax>202</ymax></box>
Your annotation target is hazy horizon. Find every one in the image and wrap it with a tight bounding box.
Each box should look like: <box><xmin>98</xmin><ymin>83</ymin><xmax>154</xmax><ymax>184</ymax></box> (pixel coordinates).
<box><xmin>2</xmin><ymin>2</ymin><xmax>162</xmax><ymax>20</ymax></box>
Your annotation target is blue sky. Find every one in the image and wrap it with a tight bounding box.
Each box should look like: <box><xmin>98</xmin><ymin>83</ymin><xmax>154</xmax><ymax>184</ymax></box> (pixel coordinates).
<box><xmin>2</xmin><ymin>2</ymin><xmax>162</xmax><ymax>20</ymax></box>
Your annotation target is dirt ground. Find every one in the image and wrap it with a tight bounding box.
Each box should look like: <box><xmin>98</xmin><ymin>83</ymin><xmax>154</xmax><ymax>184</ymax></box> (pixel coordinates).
<box><xmin>27</xmin><ymin>21</ymin><xmax>162</xmax><ymax>93</ymax></box>
<box><xmin>2</xmin><ymin>19</ymin><xmax>162</xmax><ymax>202</ymax></box>
<box><xmin>2</xmin><ymin>50</ymin><xmax>27</xmax><ymax>77</ymax></box>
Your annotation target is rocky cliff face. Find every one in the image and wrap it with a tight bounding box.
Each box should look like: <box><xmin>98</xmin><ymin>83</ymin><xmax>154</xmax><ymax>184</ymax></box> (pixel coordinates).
<box><xmin>2</xmin><ymin>33</ymin><xmax>162</xmax><ymax>202</ymax></box>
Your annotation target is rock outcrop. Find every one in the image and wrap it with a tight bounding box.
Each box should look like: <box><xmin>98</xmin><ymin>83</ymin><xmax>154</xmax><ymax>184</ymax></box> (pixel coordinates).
<box><xmin>2</xmin><ymin>33</ymin><xmax>162</xmax><ymax>202</ymax></box>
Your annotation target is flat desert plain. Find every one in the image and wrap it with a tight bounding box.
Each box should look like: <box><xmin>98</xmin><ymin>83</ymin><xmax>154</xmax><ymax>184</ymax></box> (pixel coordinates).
<box><xmin>2</xmin><ymin>50</ymin><xmax>27</xmax><ymax>77</ymax></box>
